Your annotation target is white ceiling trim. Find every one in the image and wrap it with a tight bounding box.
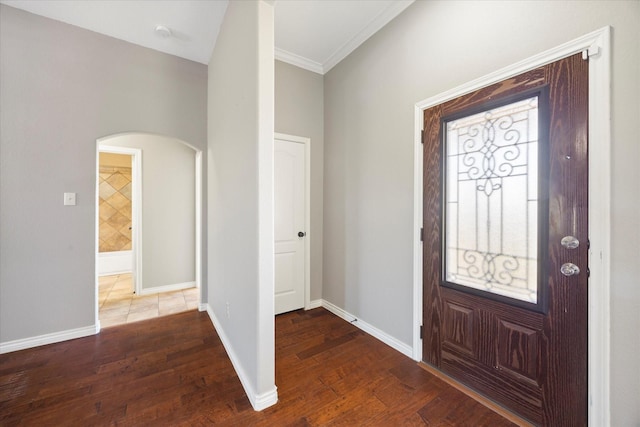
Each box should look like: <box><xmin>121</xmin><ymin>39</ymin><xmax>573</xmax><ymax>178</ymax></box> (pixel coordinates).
<box><xmin>322</xmin><ymin>0</ymin><xmax>414</xmax><ymax>74</ymax></box>
<box><xmin>275</xmin><ymin>0</ymin><xmax>413</xmax><ymax>75</ymax></box>
<box><xmin>275</xmin><ymin>47</ymin><xmax>324</xmax><ymax>75</ymax></box>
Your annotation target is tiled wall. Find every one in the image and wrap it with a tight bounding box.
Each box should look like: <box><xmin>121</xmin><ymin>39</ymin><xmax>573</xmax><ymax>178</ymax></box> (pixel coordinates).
<box><xmin>99</xmin><ymin>157</ymin><xmax>132</xmax><ymax>252</ymax></box>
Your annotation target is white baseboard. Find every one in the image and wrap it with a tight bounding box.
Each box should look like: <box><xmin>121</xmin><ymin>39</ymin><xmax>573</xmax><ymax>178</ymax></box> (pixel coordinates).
<box><xmin>204</xmin><ymin>304</ymin><xmax>278</xmax><ymax>411</ymax></box>
<box><xmin>306</xmin><ymin>299</ymin><xmax>322</xmax><ymax>310</ymax></box>
<box><xmin>251</xmin><ymin>387</ymin><xmax>279</xmax><ymax>411</ymax></box>
<box><xmin>139</xmin><ymin>281</ymin><xmax>196</xmax><ymax>296</ymax></box>
<box><xmin>321</xmin><ymin>299</ymin><xmax>413</xmax><ymax>359</ymax></box>
<box><xmin>0</xmin><ymin>324</ymin><xmax>99</xmax><ymax>354</ymax></box>
<box><xmin>98</xmin><ymin>250</ymin><xmax>132</xmax><ymax>276</ymax></box>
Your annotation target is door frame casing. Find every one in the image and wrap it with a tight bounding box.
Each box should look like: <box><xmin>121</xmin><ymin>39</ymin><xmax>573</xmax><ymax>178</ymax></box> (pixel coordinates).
<box><xmin>274</xmin><ymin>132</ymin><xmax>311</xmax><ymax>311</ymax></box>
<box><xmin>412</xmin><ymin>27</ymin><xmax>611</xmax><ymax>425</ymax></box>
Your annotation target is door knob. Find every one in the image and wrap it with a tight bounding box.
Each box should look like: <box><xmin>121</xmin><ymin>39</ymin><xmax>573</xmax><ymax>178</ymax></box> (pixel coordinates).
<box><xmin>298</xmin><ymin>231</ymin><xmax>306</xmax><ymax>237</ymax></box>
<box><xmin>560</xmin><ymin>263</ymin><xmax>580</xmax><ymax>277</ymax></box>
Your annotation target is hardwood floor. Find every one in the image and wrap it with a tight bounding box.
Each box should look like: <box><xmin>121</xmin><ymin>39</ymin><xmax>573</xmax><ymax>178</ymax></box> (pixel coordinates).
<box><xmin>0</xmin><ymin>308</ymin><xmax>516</xmax><ymax>426</ymax></box>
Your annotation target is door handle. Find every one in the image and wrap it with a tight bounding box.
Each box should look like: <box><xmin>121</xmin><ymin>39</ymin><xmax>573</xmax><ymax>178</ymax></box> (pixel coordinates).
<box><xmin>560</xmin><ymin>263</ymin><xmax>580</xmax><ymax>277</ymax></box>
<box><xmin>298</xmin><ymin>231</ymin><xmax>306</xmax><ymax>238</ymax></box>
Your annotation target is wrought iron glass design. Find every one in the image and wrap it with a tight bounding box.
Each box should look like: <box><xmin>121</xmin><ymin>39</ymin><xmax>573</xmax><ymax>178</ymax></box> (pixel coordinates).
<box><xmin>443</xmin><ymin>96</ymin><xmax>540</xmax><ymax>304</ymax></box>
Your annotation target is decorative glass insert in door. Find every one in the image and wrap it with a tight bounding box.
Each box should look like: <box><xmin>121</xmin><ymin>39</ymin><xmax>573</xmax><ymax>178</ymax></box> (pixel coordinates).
<box><xmin>442</xmin><ymin>92</ymin><xmax>547</xmax><ymax>307</ymax></box>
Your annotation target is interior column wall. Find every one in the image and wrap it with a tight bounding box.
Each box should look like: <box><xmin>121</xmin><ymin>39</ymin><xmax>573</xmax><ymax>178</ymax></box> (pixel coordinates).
<box><xmin>207</xmin><ymin>0</ymin><xmax>276</xmax><ymax>409</ymax></box>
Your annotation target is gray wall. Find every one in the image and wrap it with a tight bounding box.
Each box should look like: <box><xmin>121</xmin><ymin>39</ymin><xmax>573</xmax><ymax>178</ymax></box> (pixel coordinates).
<box><xmin>101</xmin><ymin>134</ymin><xmax>196</xmax><ymax>291</ymax></box>
<box><xmin>323</xmin><ymin>0</ymin><xmax>639</xmax><ymax>424</ymax></box>
<box><xmin>208</xmin><ymin>0</ymin><xmax>275</xmax><ymax>402</ymax></box>
<box><xmin>275</xmin><ymin>60</ymin><xmax>324</xmax><ymax>301</ymax></box>
<box><xmin>0</xmin><ymin>5</ymin><xmax>207</xmax><ymax>343</ymax></box>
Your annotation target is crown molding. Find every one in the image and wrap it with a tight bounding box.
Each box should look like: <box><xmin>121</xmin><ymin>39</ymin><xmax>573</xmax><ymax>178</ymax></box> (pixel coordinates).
<box><xmin>275</xmin><ymin>47</ymin><xmax>324</xmax><ymax>74</ymax></box>
<box><xmin>275</xmin><ymin>0</ymin><xmax>414</xmax><ymax>75</ymax></box>
<box><xmin>322</xmin><ymin>0</ymin><xmax>413</xmax><ymax>74</ymax></box>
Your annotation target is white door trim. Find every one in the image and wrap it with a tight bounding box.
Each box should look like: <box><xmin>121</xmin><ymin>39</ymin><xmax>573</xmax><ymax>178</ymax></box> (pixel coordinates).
<box><xmin>274</xmin><ymin>132</ymin><xmax>311</xmax><ymax>311</ymax></box>
<box><xmin>97</xmin><ymin>145</ymin><xmax>143</xmax><ymax>296</ymax></box>
<box><xmin>412</xmin><ymin>27</ymin><xmax>611</xmax><ymax>426</ymax></box>
<box><xmin>195</xmin><ymin>150</ymin><xmax>202</xmax><ymax>292</ymax></box>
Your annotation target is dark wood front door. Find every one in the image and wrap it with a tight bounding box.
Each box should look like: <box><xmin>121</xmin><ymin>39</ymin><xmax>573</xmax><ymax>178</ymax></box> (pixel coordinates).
<box><xmin>422</xmin><ymin>53</ymin><xmax>588</xmax><ymax>426</ymax></box>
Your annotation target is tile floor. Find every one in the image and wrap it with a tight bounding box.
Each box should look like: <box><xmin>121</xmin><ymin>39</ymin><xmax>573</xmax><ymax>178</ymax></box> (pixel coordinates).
<box><xmin>99</xmin><ymin>273</ymin><xmax>199</xmax><ymax>328</ymax></box>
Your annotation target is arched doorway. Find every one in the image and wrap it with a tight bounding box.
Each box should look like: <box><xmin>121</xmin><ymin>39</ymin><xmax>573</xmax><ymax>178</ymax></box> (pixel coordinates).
<box><xmin>95</xmin><ymin>133</ymin><xmax>203</xmax><ymax>328</ymax></box>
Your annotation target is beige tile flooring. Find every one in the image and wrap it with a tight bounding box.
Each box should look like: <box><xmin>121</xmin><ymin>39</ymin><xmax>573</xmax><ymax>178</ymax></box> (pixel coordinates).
<box><xmin>99</xmin><ymin>273</ymin><xmax>199</xmax><ymax>328</ymax></box>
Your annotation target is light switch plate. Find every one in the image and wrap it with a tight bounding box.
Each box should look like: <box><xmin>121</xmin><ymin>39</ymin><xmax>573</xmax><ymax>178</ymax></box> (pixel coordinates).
<box><xmin>63</xmin><ymin>192</ymin><xmax>77</xmax><ymax>206</ymax></box>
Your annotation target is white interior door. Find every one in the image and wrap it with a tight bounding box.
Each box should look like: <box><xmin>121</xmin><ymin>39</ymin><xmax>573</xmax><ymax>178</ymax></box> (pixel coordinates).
<box><xmin>274</xmin><ymin>138</ymin><xmax>305</xmax><ymax>315</ymax></box>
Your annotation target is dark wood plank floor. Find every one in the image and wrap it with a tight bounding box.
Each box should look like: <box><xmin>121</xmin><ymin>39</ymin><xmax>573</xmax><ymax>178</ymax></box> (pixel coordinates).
<box><xmin>0</xmin><ymin>308</ymin><xmax>516</xmax><ymax>426</ymax></box>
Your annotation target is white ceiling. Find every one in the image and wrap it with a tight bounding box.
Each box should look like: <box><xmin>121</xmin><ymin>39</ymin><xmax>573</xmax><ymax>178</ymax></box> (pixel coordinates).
<box><xmin>0</xmin><ymin>0</ymin><xmax>413</xmax><ymax>75</ymax></box>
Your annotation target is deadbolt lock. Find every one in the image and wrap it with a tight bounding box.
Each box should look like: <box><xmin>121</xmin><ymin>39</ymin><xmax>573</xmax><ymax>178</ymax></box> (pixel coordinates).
<box><xmin>561</xmin><ymin>236</ymin><xmax>579</xmax><ymax>249</ymax></box>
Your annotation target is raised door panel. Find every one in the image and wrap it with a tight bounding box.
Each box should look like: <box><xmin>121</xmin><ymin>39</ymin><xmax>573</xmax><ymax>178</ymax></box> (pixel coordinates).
<box><xmin>442</xmin><ymin>300</ymin><xmax>475</xmax><ymax>356</ymax></box>
<box><xmin>496</xmin><ymin>318</ymin><xmax>540</xmax><ymax>385</ymax></box>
